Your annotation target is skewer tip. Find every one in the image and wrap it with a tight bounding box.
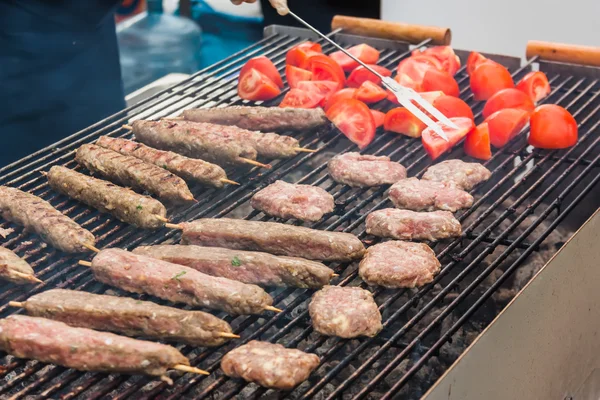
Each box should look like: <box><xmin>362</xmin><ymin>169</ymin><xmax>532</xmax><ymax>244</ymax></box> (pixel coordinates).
<box><xmin>13</xmin><ymin>272</ymin><xmax>43</xmax><ymax>284</ymax></box>
<box><xmin>78</xmin><ymin>260</ymin><xmax>93</xmax><ymax>267</ymax></box>
<box><xmin>39</xmin><ymin>170</ymin><xmax>48</xmax><ymax>177</ymax></box>
<box><xmin>122</xmin><ymin>124</ymin><xmax>133</xmax><ymax>131</ymax></box>
<box><xmin>217</xmin><ymin>332</ymin><xmax>241</xmax><ymax>339</ymax></box>
<box><xmin>239</xmin><ymin>158</ymin><xmax>272</xmax><ymax>169</ymax></box>
<box><xmin>154</xmin><ymin>215</ymin><xmax>169</xmax><ymax>223</ymax></box>
<box><xmin>220</xmin><ymin>178</ymin><xmax>240</xmax><ymax>186</ymax></box>
<box><xmin>165</xmin><ymin>223</ymin><xmax>184</xmax><ymax>230</ymax></box>
<box><xmin>173</xmin><ymin>364</ymin><xmax>210</xmax><ymax>376</ymax></box>
<box><xmin>332</xmin><ymin>273</ymin><xmax>340</xmax><ymax>278</ymax></box>
<box><xmin>82</xmin><ymin>243</ymin><xmax>101</xmax><ymax>253</ymax></box>
<box><xmin>8</xmin><ymin>301</ymin><xmax>25</xmax><ymax>308</ymax></box>
<box><xmin>264</xmin><ymin>305</ymin><xmax>283</xmax><ymax>313</ymax></box>
<box><xmin>160</xmin><ymin>375</ymin><xmax>174</xmax><ymax>385</ymax></box>
<box><xmin>294</xmin><ymin>147</ymin><xmax>318</xmax><ymax>153</ymax></box>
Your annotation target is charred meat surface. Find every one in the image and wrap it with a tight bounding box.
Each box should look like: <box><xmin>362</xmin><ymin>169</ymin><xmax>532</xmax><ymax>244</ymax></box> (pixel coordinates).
<box><xmin>171</xmin><ymin>119</ymin><xmax>300</xmax><ymax>159</ymax></box>
<box><xmin>180</xmin><ymin>218</ymin><xmax>365</xmax><ymax>262</ymax></box>
<box><xmin>96</xmin><ymin>136</ymin><xmax>228</xmax><ymax>188</ymax></box>
<box><xmin>0</xmin><ymin>315</ymin><xmax>189</xmax><ymax>376</ymax></box>
<box><xmin>182</xmin><ymin>106</ymin><xmax>329</xmax><ymax>133</ymax></box>
<box><xmin>133</xmin><ymin>244</ymin><xmax>334</xmax><ymax>289</ymax></box>
<box><xmin>91</xmin><ymin>249</ymin><xmax>273</xmax><ymax>315</ymax></box>
<box><xmin>309</xmin><ymin>286</ymin><xmax>382</xmax><ymax>338</ymax></box>
<box><xmin>131</xmin><ymin>119</ymin><xmax>257</xmax><ymax>166</ymax></box>
<box><xmin>366</xmin><ymin>209</ymin><xmax>462</xmax><ymax>241</ymax></box>
<box><xmin>388</xmin><ymin>177</ymin><xmax>474</xmax><ymax>212</ymax></box>
<box><xmin>75</xmin><ymin>144</ymin><xmax>194</xmax><ymax>204</ymax></box>
<box><xmin>20</xmin><ymin>289</ymin><xmax>233</xmax><ymax>346</ymax></box>
<box><xmin>0</xmin><ymin>186</ymin><xmax>95</xmax><ymax>253</ymax></box>
<box><xmin>328</xmin><ymin>152</ymin><xmax>407</xmax><ymax>187</ymax></box>
<box><xmin>359</xmin><ymin>241</ymin><xmax>441</xmax><ymax>288</ymax></box>
<box><xmin>47</xmin><ymin>166</ymin><xmax>167</xmax><ymax>230</ymax></box>
<box><xmin>251</xmin><ymin>180</ymin><xmax>334</xmax><ymax>222</ymax></box>
<box><xmin>422</xmin><ymin>159</ymin><xmax>492</xmax><ymax>190</ymax></box>
<box><xmin>221</xmin><ymin>340</ymin><xmax>320</xmax><ymax>390</ymax></box>
<box><xmin>0</xmin><ymin>247</ymin><xmax>36</xmax><ymax>285</ymax></box>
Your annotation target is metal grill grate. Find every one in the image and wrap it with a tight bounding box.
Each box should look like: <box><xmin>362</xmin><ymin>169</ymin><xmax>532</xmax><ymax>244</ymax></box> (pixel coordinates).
<box><xmin>0</xmin><ymin>25</ymin><xmax>599</xmax><ymax>400</ymax></box>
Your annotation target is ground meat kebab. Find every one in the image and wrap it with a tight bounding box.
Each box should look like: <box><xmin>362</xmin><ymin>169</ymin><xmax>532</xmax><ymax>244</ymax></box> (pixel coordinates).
<box><xmin>0</xmin><ymin>247</ymin><xmax>39</xmax><ymax>284</ymax></box>
<box><xmin>12</xmin><ymin>289</ymin><xmax>235</xmax><ymax>347</ymax></box>
<box><xmin>388</xmin><ymin>177</ymin><xmax>474</xmax><ymax>212</ymax></box>
<box><xmin>221</xmin><ymin>340</ymin><xmax>320</xmax><ymax>390</ymax></box>
<box><xmin>366</xmin><ymin>209</ymin><xmax>462</xmax><ymax>241</ymax></box>
<box><xmin>134</xmin><ymin>244</ymin><xmax>334</xmax><ymax>289</ymax></box>
<box><xmin>309</xmin><ymin>286</ymin><xmax>382</xmax><ymax>338</ymax></box>
<box><xmin>0</xmin><ymin>186</ymin><xmax>95</xmax><ymax>253</ymax></box>
<box><xmin>328</xmin><ymin>152</ymin><xmax>407</xmax><ymax>187</ymax></box>
<box><xmin>422</xmin><ymin>159</ymin><xmax>492</xmax><ymax>190</ymax></box>
<box><xmin>179</xmin><ymin>218</ymin><xmax>365</xmax><ymax>262</ymax></box>
<box><xmin>47</xmin><ymin>166</ymin><xmax>168</xmax><ymax>230</ymax></box>
<box><xmin>181</xmin><ymin>105</ymin><xmax>329</xmax><ymax>133</ymax></box>
<box><xmin>251</xmin><ymin>180</ymin><xmax>335</xmax><ymax>222</ymax></box>
<box><xmin>359</xmin><ymin>241</ymin><xmax>441</xmax><ymax>288</ymax></box>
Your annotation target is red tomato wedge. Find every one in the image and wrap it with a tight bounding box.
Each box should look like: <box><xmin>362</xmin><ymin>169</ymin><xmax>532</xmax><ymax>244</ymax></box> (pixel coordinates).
<box><xmin>383</xmin><ymin>107</ymin><xmax>427</xmax><ymax>138</ymax></box>
<box><xmin>422</xmin><ymin>117</ymin><xmax>475</xmax><ymax>160</ymax></box>
<box><xmin>419</xmin><ymin>91</ymin><xmax>445</xmax><ymax>104</ymax></box>
<box><xmin>422</xmin><ymin>68</ymin><xmax>460</xmax><ymax>97</ymax></box>
<box><xmin>413</xmin><ymin>46</ymin><xmax>461</xmax><ymax>75</ymax></box>
<box><xmin>326</xmin><ymin>99</ymin><xmax>376</xmax><ymax>148</ymax></box>
<box><xmin>482</xmin><ymin>88</ymin><xmax>535</xmax><ymax>119</ymax></box>
<box><xmin>308</xmin><ymin>55</ymin><xmax>345</xmax><ymax>90</ymax></box>
<box><xmin>516</xmin><ymin>71</ymin><xmax>551</xmax><ymax>103</ymax></box>
<box><xmin>394</xmin><ymin>72</ymin><xmax>421</xmax><ymax>92</ymax></box>
<box><xmin>324</xmin><ymin>88</ymin><xmax>357</xmax><ymax>111</ymax></box>
<box><xmin>470</xmin><ymin>61</ymin><xmax>514</xmax><ymax>101</ymax></box>
<box><xmin>330</xmin><ymin>44</ymin><xmax>381</xmax><ymax>71</ymax></box>
<box><xmin>485</xmin><ymin>108</ymin><xmax>530</xmax><ymax>148</ymax></box>
<box><xmin>240</xmin><ymin>56</ymin><xmax>283</xmax><ymax>89</ymax></box>
<box><xmin>347</xmin><ymin>65</ymin><xmax>392</xmax><ymax>88</ymax></box>
<box><xmin>528</xmin><ymin>104</ymin><xmax>578</xmax><ymax>149</ymax></box>
<box><xmin>354</xmin><ymin>81</ymin><xmax>387</xmax><ymax>104</ymax></box>
<box><xmin>467</xmin><ymin>52</ymin><xmax>489</xmax><ymax>76</ymax></box>
<box><xmin>285</xmin><ymin>65</ymin><xmax>312</xmax><ymax>89</ymax></box>
<box><xmin>432</xmin><ymin>95</ymin><xmax>474</xmax><ymax>121</ymax></box>
<box><xmin>396</xmin><ymin>55</ymin><xmax>442</xmax><ymax>90</ymax></box>
<box><xmin>464</xmin><ymin>122</ymin><xmax>492</xmax><ymax>160</ymax></box>
<box><xmin>296</xmin><ymin>80</ymin><xmax>339</xmax><ymax>107</ymax></box>
<box><xmin>238</xmin><ymin>68</ymin><xmax>281</xmax><ymax>101</ymax></box>
<box><xmin>279</xmin><ymin>88</ymin><xmax>323</xmax><ymax>109</ymax></box>
<box><xmin>370</xmin><ymin>110</ymin><xmax>385</xmax><ymax>128</ymax></box>
<box><xmin>286</xmin><ymin>42</ymin><xmax>322</xmax><ymax>69</ymax></box>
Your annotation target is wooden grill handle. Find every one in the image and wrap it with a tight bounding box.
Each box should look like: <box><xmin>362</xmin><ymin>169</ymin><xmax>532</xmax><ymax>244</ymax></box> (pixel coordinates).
<box><xmin>331</xmin><ymin>16</ymin><xmax>451</xmax><ymax>46</ymax></box>
<box><xmin>526</xmin><ymin>40</ymin><xmax>600</xmax><ymax>67</ymax></box>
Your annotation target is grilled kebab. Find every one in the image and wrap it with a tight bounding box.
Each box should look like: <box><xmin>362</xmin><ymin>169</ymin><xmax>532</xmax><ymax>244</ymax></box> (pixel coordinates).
<box><xmin>96</xmin><ymin>136</ymin><xmax>232</xmax><ymax>188</ymax></box>
<box><xmin>422</xmin><ymin>159</ymin><xmax>492</xmax><ymax>190</ymax></box>
<box><xmin>0</xmin><ymin>186</ymin><xmax>95</xmax><ymax>253</ymax></box>
<box><xmin>221</xmin><ymin>340</ymin><xmax>320</xmax><ymax>390</ymax></box>
<box><xmin>366</xmin><ymin>209</ymin><xmax>462</xmax><ymax>241</ymax></box>
<box><xmin>0</xmin><ymin>247</ymin><xmax>39</xmax><ymax>284</ymax></box>
<box><xmin>87</xmin><ymin>248</ymin><xmax>274</xmax><ymax>315</ymax></box>
<box><xmin>11</xmin><ymin>289</ymin><xmax>235</xmax><ymax>346</ymax></box>
<box><xmin>181</xmin><ymin>105</ymin><xmax>329</xmax><ymax>133</ymax></box>
<box><xmin>133</xmin><ymin>244</ymin><xmax>334</xmax><ymax>289</ymax></box>
<box><xmin>76</xmin><ymin>144</ymin><xmax>194</xmax><ymax>204</ymax></box>
<box><xmin>179</xmin><ymin>218</ymin><xmax>365</xmax><ymax>262</ymax></box>
<box><xmin>388</xmin><ymin>177</ymin><xmax>474</xmax><ymax>212</ymax></box>
<box><xmin>328</xmin><ymin>152</ymin><xmax>407</xmax><ymax>187</ymax></box>
<box><xmin>47</xmin><ymin>166</ymin><xmax>168</xmax><ymax>230</ymax></box>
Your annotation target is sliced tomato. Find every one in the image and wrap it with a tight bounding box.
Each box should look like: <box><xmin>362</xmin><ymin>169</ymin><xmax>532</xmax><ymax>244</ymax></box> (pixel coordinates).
<box><xmin>470</xmin><ymin>61</ymin><xmax>514</xmax><ymax>101</ymax></box>
<box><xmin>482</xmin><ymin>88</ymin><xmax>535</xmax><ymax>119</ymax></box>
<box><xmin>324</xmin><ymin>88</ymin><xmax>357</xmax><ymax>111</ymax></box>
<box><xmin>240</xmin><ymin>56</ymin><xmax>283</xmax><ymax>89</ymax></box>
<box><xmin>394</xmin><ymin>72</ymin><xmax>421</xmax><ymax>92</ymax></box>
<box><xmin>326</xmin><ymin>99</ymin><xmax>376</xmax><ymax>148</ymax></box>
<box><xmin>279</xmin><ymin>88</ymin><xmax>323</xmax><ymax>109</ymax></box>
<box><xmin>308</xmin><ymin>55</ymin><xmax>345</xmax><ymax>90</ymax></box>
<box><xmin>432</xmin><ymin>95</ymin><xmax>474</xmax><ymax>121</ymax></box>
<box><xmin>413</xmin><ymin>46</ymin><xmax>461</xmax><ymax>75</ymax></box>
<box><xmin>383</xmin><ymin>107</ymin><xmax>427</xmax><ymax>138</ymax></box>
<box><xmin>464</xmin><ymin>122</ymin><xmax>492</xmax><ymax>160</ymax></box>
<box><xmin>330</xmin><ymin>44</ymin><xmax>380</xmax><ymax>71</ymax></box>
<box><xmin>528</xmin><ymin>104</ymin><xmax>578</xmax><ymax>149</ymax></box>
<box><xmin>285</xmin><ymin>65</ymin><xmax>312</xmax><ymax>89</ymax></box>
<box><xmin>286</xmin><ymin>43</ymin><xmax>322</xmax><ymax>69</ymax></box>
<box><xmin>354</xmin><ymin>81</ymin><xmax>387</xmax><ymax>104</ymax></box>
<box><xmin>347</xmin><ymin>65</ymin><xmax>392</xmax><ymax>88</ymax></box>
<box><xmin>238</xmin><ymin>68</ymin><xmax>281</xmax><ymax>101</ymax></box>
<box><xmin>485</xmin><ymin>108</ymin><xmax>530</xmax><ymax>148</ymax></box>
<box><xmin>298</xmin><ymin>41</ymin><xmax>322</xmax><ymax>53</ymax></box>
<box><xmin>396</xmin><ymin>55</ymin><xmax>441</xmax><ymax>88</ymax></box>
<box><xmin>419</xmin><ymin>91</ymin><xmax>445</xmax><ymax>104</ymax></box>
<box><xmin>422</xmin><ymin>117</ymin><xmax>475</xmax><ymax>160</ymax></box>
<box><xmin>421</xmin><ymin>68</ymin><xmax>460</xmax><ymax>97</ymax></box>
<box><xmin>370</xmin><ymin>109</ymin><xmax>385</xmax><ymax>128</ymax></box>
<box><xmin>466</xmin><ymin>52</ymin><xmax>489</xmax><ymax>76</ymax></box>
<box><xmin>516</xmin><ymin>71</ymin><xmax>551</xmax><ymax>103</ymax></box>
<box><xmin>296</xmin><ymin>80</ymin><xmax>339</xmax><ymax>107</ymax></box>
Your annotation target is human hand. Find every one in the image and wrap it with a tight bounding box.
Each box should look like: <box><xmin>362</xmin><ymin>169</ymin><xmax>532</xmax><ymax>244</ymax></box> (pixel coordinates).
<box><xmin>230</xmin><ymin>0</ymin><xmax>288</xmax><ymax>16</ymax></box>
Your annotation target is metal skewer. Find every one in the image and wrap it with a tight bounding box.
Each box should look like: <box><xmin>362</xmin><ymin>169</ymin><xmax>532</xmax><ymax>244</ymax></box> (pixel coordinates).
<box><xmin>286</xmin><ymin>10</ymin><xmax>457</xmax><ymax>141</ymax></box>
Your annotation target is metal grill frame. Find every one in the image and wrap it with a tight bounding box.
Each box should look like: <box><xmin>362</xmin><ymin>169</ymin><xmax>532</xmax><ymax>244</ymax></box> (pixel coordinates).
<box><xmin>0</xmin><ymin>24</ymin><xmax>599</xmax><ymax>400</ymax></box>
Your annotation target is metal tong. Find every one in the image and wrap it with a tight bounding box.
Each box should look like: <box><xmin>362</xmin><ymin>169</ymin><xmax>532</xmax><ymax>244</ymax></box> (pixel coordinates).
<box><xmin>287</xmin><ymin>10</ymin><xmax>456</xmax><ymax>141</ymax></box>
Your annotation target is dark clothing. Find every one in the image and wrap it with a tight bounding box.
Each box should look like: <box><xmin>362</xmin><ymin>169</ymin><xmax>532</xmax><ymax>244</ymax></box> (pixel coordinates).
<box><xmin>0</xmin><ymin>0</ymin><xmax>125</xmax><ymax>166</ymax></box>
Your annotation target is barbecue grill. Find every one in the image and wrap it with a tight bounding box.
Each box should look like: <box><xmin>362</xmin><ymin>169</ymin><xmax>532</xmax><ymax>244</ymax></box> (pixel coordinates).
<box><xmin>0</xmin><ymin>17</ymin><xmax>599</xmax><ymax>400</ymax></box>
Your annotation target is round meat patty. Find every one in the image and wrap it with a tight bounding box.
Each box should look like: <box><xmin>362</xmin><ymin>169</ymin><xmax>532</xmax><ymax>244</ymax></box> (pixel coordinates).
<box><xmin>327</xmin><ymin>152</ymin><xmax>407</xmax><ymax>187</ymax></box>
<box><xmin>359</xmin><ymin>241</ymin><xmax>441</xmax><ymax>288</ymax></box>
<box><xmin>388</xmin><ymin>177</ymin><xmax>473</xmax><ymax>212</ymax></box>
<box><xmin>422</xmin><ymin>159</ymin><xmax>491</xmax><ymax>190</ymax></box>
<box><xmin>309</xmin><ymin>286</ymin><xmax>382</xmax><ymax>338</ymax></box>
